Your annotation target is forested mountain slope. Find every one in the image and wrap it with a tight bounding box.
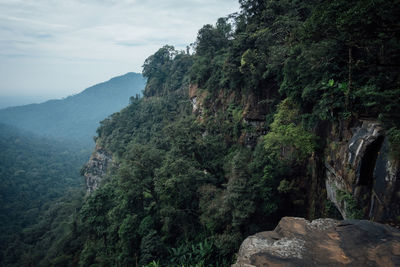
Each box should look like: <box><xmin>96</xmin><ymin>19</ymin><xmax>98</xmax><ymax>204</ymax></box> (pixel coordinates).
<box><xmin>0</xmin><ymin>124</ymin><xmax>87</xmax><ymax>265</ymax></box>
<box><xmin>3</xmin><ymin>0</ymin><xmax>399</xmax><ymax>266</ymax></box>
<box><xmin>0</xmin><ymin>72</ymin><xmax>146</xmax><ymax>145</ymax></box>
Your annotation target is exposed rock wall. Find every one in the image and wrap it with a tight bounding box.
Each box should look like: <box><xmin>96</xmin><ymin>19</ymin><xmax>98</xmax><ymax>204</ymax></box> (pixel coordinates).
<box><xmin>189</xmin><ymin>84</ymin><xmax>400</xmax><ymax>223</ymax></box>
<box><xmin>233</xmin><ymin>217</ymin><xmax>400</xmax><ymax>267</ymax></box>
<box><xmin>83</xmin><ymin>145</ymin><xmax>113</xmax><ymax>194</ymax></box>
<box><xmin>325</xmin><ymin>119</ymin><xmax>400</xmax><ymax>223</ymax></box>
<box><xmin>189</xmin><ymin>83</ymin><xmax>270</xmax><ymax>148</ymax></box>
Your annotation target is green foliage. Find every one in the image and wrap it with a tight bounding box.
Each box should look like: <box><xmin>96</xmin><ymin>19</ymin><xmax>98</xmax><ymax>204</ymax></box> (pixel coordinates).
<box><xmin>73</xmin><ymin>89</ymin><xmax>243</xmax><ymax>264</ymax></box>
<box><xmin>264</xmin><ymin>99</ymin><xmax>316</xmax><ymax>162</ymax></box>
<box><xmin>323</xmin><ymin>199</ymin><xmax>343</xmax><ymax>219</ymax></box>
<box><xmin>144</xmin><ymin>260</ymin><xmax>160</xmax><ymax>267</ymax></box>
<box><xmin>143</xmin><ymin>45</ymin><xmax>192</xmax><ymax>97</ymax></box>
<box><xmin>302</xmin><ymin>79</ymin><xmax>350</xmax><ymax>121</ymax></box>
<box><xmin>0</xmin><ymin>124</ymin><xmax>87</xmax><ymax>266</ymax></box>
<box><xmin>167</xmin><ymin>239</ymin><xmax>219</xmax><ymax>266</ymax></box>
<box><xmin>355</xmin><ymin>85</ymin><xmax>400</xmax><ymax>156</ymax></box>
<box><xmin>387</xmin><ymin>127</ymin><xmax>400</xmax><ymax>158</ymax></box>
<box><xmin>336</xmin><ymin>189</ymin><xmax>363</xmax><ymax>219</ymax></box>
<box><xmin>190</xmin><ymin>18</ymin><xmax>232</xmax><ymax>91</ymax></box>
<box><xmin>195</xmin><ymin>18</ymin><xmax>232</xmax><ymax>57</ymax></box>
<box><xmin>273</xmin><ymin>0</ymin><xmax>400</xmax><ymax>136</ymax></box>
<box><xmin>5</xmin><ymin>0</ymin><xmax>399</xmax><ymax>265</ymax></box>
<box><xmin>277</xmin><ymin>179</ymin><xmax>295</xmax><ymax>194</ymax></box>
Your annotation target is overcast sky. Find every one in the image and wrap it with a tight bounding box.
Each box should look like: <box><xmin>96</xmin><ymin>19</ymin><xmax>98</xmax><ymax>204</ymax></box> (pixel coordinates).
<box><xmin>0</xmin><ymin>0</ymin><xmax>239</xmax><ymax>104</ymax></box>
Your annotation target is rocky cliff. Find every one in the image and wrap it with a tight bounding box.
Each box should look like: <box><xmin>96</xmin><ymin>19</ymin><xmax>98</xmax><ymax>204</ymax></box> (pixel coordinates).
<box><xmin>232</xmin><ymin>118</ymin><xmax>400</xmax><ymax>266</ymax></box>
<box><xmin>234</xmin><ymin>217</ymin><xmax>400</xmax><ymax>267</ymax></box>
<box><xmin>190</xmin><ymin>78</ymin><xmax>400</xmax><ymax>225</ymax></box>
<box><xmin>189</xmin><ymin>83</ymin><xmax>271</xmax><ymax>148</ymax></box>
<box><xmin>324</xmin><ymin>119</ymin><xmax>400</xmax><ymax>223</ymax></box>
<box><xmin>83</xmin><ymin>145</ymin><xmax>113</xmax><ymax>193</ymax></box>
<box><xmin>84</xmin><ymin>82</ymin><xmax>400</xmax><ymax>231</ymax></box>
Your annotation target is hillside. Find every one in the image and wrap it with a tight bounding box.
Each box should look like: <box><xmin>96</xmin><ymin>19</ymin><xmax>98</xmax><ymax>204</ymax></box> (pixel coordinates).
<box><xmin>2</xmin><ymin>0</ymin><xmax>399</xmax><ymax>266</ymax></box>
<box><xmin>77</xmin><ymin>0</ymin><xmax>400</xmax><ymax>265</ymax></box>
<box><xmin>0</xmin><ymin>123</ymin><xmax>87</xmax><ymax>265</ymax></box>
<box><xmin>0</xmin><ymin>72</ymin><xmax>146</xmax><ymax>146</ymax></box>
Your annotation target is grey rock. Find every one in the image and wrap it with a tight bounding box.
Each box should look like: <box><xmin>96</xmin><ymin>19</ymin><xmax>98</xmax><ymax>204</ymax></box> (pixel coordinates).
<box><xmin>233</xmin><ymin>217</ymin><xmax>400</xmax><ymax>267</ymax></box>
<box><xmin>83</xmin><ymin>145</ymin><xmax>113</xmax><ymax>194</ymax></box>
<box><xmin>325</xmin><ymin>119</ymin><xmax>400</xmax><ymax>222</ymax></box>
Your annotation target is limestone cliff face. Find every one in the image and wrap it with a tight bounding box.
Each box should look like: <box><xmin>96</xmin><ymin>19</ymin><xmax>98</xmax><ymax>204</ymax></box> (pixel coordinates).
<box><xmin>189</xmin><ymin>83</ymin><xmax>271</xmax><ymax>148</ymax></box>
<box><xmin>83</xmin><ymin>145</ymin><xmax>113</xmax><ymax>194</ymax></box>
<box><xmin>190</xmin><ymin>83</ymin><xmax>400</xmax><ymax>223</ymax></box>
<box><xmin>233</xmin><ymin>217</ymin><xmax>400</xmax><ymax>267</ymax></box>
<box><xmin>324</xmin><ymin>119</ymin><xmax>400</xmax><ymax>223</ymax></box>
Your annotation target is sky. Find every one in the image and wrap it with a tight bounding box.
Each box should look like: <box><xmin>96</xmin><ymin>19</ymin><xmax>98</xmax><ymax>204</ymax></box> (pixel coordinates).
<box><xmin>0</xmin><ymin>0</ymin><xmax>240</xmax><ymax>107</ymax></box>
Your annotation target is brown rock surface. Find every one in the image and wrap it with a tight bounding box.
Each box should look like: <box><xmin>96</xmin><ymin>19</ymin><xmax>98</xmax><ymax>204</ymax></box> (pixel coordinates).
<box><xmin>233</xmin><ymin>217</ymin><xmax>400</xmax><ymax>267</ymax></box>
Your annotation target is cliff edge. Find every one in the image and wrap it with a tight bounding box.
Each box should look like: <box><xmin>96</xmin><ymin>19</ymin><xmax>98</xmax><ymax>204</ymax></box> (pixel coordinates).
<box><xmin>233</xmin><ymin>217</ymin><xmax>400</xmax><ymax>267</ymax></box>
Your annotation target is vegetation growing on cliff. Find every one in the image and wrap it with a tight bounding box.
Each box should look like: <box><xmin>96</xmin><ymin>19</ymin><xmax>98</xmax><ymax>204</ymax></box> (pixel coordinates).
<box><xmin>1</xmin><ymin>0</ymin><xmax>399</xmax><ymax>266</ymax></box>
<box><xmin>55</xmin><ymin>1</ymin><xmax>398</xmax><ymax>265</ymax></box>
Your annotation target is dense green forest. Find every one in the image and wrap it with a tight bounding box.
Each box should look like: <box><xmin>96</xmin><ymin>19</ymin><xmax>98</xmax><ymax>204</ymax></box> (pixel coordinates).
<box><xmin>0</xmin><ymin>72</ymin><xmax>146</xmax><ymax>146</ymax></box>
<box><xmin>0</xmin><ymin>73</ymin><xmax>146</xmax><ymax>266</ymax></box>
<box><xmin>0</xmin><ymin>124</ymin><xmax>87</xmax><ymax>266</ymax></box>
<box><xmin>1</xmin><ymin>0</ymin><xmax>399</xmax><ymax>266</ymax></box>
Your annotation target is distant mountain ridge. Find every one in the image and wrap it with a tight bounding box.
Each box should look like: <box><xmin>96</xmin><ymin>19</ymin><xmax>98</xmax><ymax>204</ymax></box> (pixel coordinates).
<box><xmin>0</xmin><ymin>72</ymin><xmax>146</xmax><ymax>146</ymax></box>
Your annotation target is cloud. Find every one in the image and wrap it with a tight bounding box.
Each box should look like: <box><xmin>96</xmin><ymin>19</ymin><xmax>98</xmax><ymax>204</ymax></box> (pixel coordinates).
<box><xmin>0</xmin><ymin>0</ymin><xmax>240</xmax><ymax>98</ymax></box>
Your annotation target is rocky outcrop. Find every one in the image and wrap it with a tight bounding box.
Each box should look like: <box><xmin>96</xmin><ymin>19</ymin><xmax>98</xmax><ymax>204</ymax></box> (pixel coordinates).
<box><xmin>189</xmin><ymin>84</ymin><xmax>207</xmax><ymax>117</ymax></box>
<box><xmin>324</xmin><ymin>119</ymin><xmax>400</xmax><ymax>223</ymax></box>
<box><xmin>233</xmin><ymin>217</ymin><xmax>400</xmax><ymax>267</ymax></box>
<box><xmin>189</xmin><ymin>83</ymin><xmax>270</xmax><ymax>148</ymax></box>
<box><xmin>83</xmin><ymin>145</ymin><xmax>113</xmax><ymax>193</ymax></box>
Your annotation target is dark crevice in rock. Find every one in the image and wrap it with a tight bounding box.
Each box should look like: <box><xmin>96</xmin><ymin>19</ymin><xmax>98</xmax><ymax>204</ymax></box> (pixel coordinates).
<box><xmin>336</xmin><ymin>223</ymin><xmax>353</xmax><ymax>227</ymax></box>
<box><xmin>358</xmin><ymin>135</ymin><xmax>384</xmax><ymax>186</ymax></box>
<box><xmin>356</xmin><ymin>135</ymin><xmax>385</xmax><ymax>216</ymax></box>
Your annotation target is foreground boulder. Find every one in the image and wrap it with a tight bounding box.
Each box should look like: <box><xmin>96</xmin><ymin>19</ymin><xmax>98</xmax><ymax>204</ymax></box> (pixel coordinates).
<box><xmin>233</xmin><ymin>217</ymin><xmax>400</xmax><ymax>267</ymax></box>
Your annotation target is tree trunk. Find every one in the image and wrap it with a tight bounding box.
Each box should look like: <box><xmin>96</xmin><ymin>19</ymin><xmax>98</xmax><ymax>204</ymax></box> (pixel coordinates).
<box><xmin>346</xmin><ymin>46</ymin><xmax>352</xmax><ymax>109</ymax></box>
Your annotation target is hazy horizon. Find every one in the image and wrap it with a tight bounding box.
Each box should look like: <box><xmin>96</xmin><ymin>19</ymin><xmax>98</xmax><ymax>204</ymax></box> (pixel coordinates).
<box><xmin>0</xmin><ymin>95</ymin><xmax>54</xmax><ymax>109</ymax></box>
<box><xmin>0</xmin><ymin>0</ymin><xmax>240</xmax><ymax>107</ymax></box>
<box><xmin>0</xmin><ymin>71</ymin><xmax>139</xmax><ymax>109</ymax></box>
